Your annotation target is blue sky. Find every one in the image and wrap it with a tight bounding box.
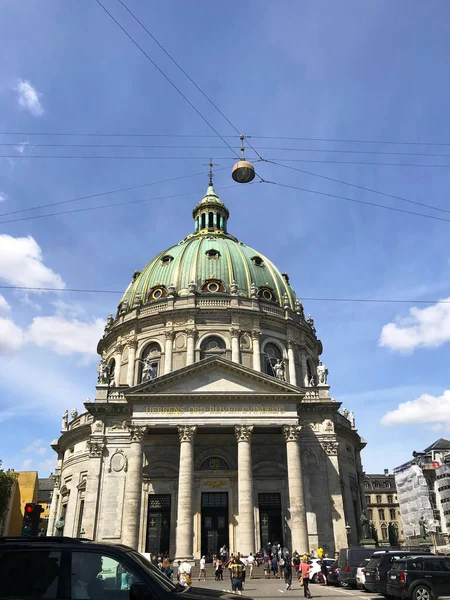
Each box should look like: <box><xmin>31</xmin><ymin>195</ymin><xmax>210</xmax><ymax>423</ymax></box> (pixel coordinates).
<box><xmin>1</xmin><ymin>0</ymin><xmax>450</xmax><ymax>476</ymax></box>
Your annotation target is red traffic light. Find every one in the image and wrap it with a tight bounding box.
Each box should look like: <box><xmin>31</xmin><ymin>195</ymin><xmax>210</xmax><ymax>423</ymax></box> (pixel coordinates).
<box><xmin>25</xmin><ymin>504</ymin><xmax>33</xmax><ymax>514</ymax></box>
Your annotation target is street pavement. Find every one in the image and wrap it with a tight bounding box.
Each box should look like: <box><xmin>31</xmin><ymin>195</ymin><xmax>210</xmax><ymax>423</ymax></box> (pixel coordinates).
<box><xmin>191</xmin><ymin>568</ymin><xmax>382</xmax><ymax>599</ymax></box>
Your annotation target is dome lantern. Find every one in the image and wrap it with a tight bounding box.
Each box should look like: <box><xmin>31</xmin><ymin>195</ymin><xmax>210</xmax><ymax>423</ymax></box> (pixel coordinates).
<box><xmin>193</xmin><ymin>161</ymin><xmax>230</xmax><ymax>233</ymax></box>
<box><xmin>231</xmin><ymin>134</ymin><xmax>255</xmax><ymax>184</ymax></box>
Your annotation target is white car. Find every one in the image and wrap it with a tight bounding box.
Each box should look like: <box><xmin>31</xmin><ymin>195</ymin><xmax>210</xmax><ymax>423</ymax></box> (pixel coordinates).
<box><xmin>356</xmin><ymin>558</ymin><xmax>370</xmax><ymax>590</ymax></box>
<box><xmin>308</xmin><ymin>558</ymin><xmax>336</xmax><ymax>583</ymax></box>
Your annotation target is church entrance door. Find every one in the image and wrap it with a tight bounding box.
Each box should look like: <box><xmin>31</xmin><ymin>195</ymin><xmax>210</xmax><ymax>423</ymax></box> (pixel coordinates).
<box><xmin>259</xmin><ymin>493</ymin><xmax>283</xmax><ymax>550</ymax></box>
<box><xmin>146</xmin><ymin>494</ymin><xmax>171</xmax><ymax>557</ymax></box>
<box><xmin>201</xmin><ymin>492</ymin><xmax>229</xmax><ymax>561</ymax></box>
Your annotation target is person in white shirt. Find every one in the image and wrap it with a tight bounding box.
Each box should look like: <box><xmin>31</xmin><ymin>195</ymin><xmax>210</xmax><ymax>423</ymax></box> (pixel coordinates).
<box><xmin>179</xmin><ymin>560</ymin><xmax>192</xmax><ymax>587</ymax></box>
<box><xmin>198</xmin><ymin>556</ymin><xmax>207</xmax><ymax>581</ymax></box>
<box><xmin>247</xmin><ymin>553</ymin><xmax>255</xmax><ymax>578</ymax></box>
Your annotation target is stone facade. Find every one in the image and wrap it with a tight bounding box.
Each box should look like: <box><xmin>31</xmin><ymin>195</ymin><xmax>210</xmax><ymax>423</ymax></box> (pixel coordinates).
<box><xmin>47</xmin><ymin>183</ymin><xmax>367</xmax><ymax>558</ymax></box>
<box><xmin>363</xmin><ymin>472</ymin><xmax>404</xmax><ymax>544</ymax></box>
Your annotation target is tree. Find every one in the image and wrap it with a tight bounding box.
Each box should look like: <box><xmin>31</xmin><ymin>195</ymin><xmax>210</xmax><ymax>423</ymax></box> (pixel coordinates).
<box><xmin>0</xmin><ymin>460</ymin><xmax>18</xmax><ymax>530</ymax></box>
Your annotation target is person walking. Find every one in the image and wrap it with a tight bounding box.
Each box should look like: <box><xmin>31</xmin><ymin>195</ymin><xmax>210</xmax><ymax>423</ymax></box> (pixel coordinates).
<box><xmin>263</xmin><ymin>553</ymin><xmax>271</xmax><ymax>579</ymax></box>
<box><xmin>230</xmin><ymin>556</ymin><xmax>244</xmax><ymax>595</ymax></box>
<box><xmin>300</xmin><ymin>557</ymin><xmax>312</xmax><ymax>599</ymax></box>
<box><xmin>271</xmin><ymin>554</ymin><xmax>278</xmax><ymax>579</ymax></box>
<box><xmin>320</xmin><ymin>559</ymin><xmax>328</xmax><ymax>585</ymax></box>
<box><xmin>179</xmin><ymin>560</ymin><xmax>192</xmax><ymax>588</ymax></box>
<box><xmin>247</xmin><ymin>552</ymin><xmax>255</xmax><ymax>579</ymax></box>
<box><xmin>284</xmin><ymin>553</ymin><xmax>293</xmax><ymax>590</ymax></box>
<box><xmin>198</xmin><ymin>555</ymin><xmax>206</xmax><ymax>581</ymax></box>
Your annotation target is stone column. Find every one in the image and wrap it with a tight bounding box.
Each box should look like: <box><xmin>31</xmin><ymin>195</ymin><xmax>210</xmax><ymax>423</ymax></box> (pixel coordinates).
<box><xmin>47</xmin><ymin>476</ymin><xmax>61</xmax><ymax>536</ymax></box>
<box><xmin>114</xmin><ymin>345</ymin><xmax>124</xmax><ymax>386</ymax></box>
<box><xmin>235</xmin><ymin>425</ymin><xmax>255</xmax><ymax>554</ymax></box>
<box><xmin>283</xmin><ymin>425</ymin><xmax>309</xmax><ymax>553</ymax></box>
<box><xmin>301</xmin><ymin>351</ymin><xmax>309</xmax><ymax>386</ymax></box>
<box><xmin>175</xmin><ymin>426</ymin><xmax>197</xmax><ymax>560</ymax></box>
<box><xmin>288</xmin><ymin>341</ymin><xmax>297</xmax><ymax>386</ymax></box>
<box><xmin>82</xmin><ymin>440</ymin><xmax>104</xmax><ymax>540</ymax></box>
<box><xmin>122</xmin><ymin>425</ymin><xmax>147</xmax><ymax>549</ymax></box>
<box><xmin>164</xmin><ymin>332</ymin><xmax>174</xmax><ymax>374</ymax></box>
<box><xmin>321</xmin><ymin>438</ymin><xmax>348</xmax><ymax>551</ymax></box>
<box><xmin>251</xmin><ymin>331</ymin><xmax>261</xmax><ymax>372</ymax></box>
<box><xmin>126</xmin><ymin>340</ymin><xmax>137</xmax><ymax>387</ymax></box>
<box><xmin>230</xmin><ymin>327</ymin><xmax>240</xmax><ymax>363</ymax></box>
<box><xmin>186</xmin><ymin>329</ymin><xmax>196</xmax><ymax>366</ymax></box>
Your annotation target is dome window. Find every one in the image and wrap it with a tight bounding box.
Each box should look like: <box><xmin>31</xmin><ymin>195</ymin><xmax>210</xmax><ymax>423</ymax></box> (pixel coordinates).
<box><xmin>161</xmin><ymin>255</ymin><xmax>174</xmax><ymax>265</ymax></box>
<box><xmin>206</xmin><ymin>249</ymin><xmax>221</xmax><ymax>259</ymax></box>
<box><xmin>201</xmin><ymin>280</ymin><xmax>226</xmax><ymax>293</ymax></box>
<box><xmin>139</xmin><ymin>342</ymin><xmax>161</xmax><ymax>383</ymax></box>
<box><xmin>149</xmin><ymin>286</ymin><xmax>168</xmax><ymax>301</ymax></box>
<box><xmin>264</xmin><ymin>343</ymin><xmax>282</xmax><ymax>377</ymax></box>
<box><xmin>200</xmin><ymin>336</ymin><xmax>226</xmax><ymax>359</ymax></box>
<box><xmin>252</xmin><ymin>256</ymin><xmax>264</xmax><ymax>267</ymax></box>
<box><xmin>259</xmin><ymin>288</ymin><xmax>275</xmax><ymax>302</ymax></box>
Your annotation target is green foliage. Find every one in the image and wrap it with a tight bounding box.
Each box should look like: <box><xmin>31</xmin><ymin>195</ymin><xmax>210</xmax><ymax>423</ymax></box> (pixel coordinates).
<box><xmin>0</xmin><ymin>460</ymin><xmax>18</xmax><ymax>523</ymax></box>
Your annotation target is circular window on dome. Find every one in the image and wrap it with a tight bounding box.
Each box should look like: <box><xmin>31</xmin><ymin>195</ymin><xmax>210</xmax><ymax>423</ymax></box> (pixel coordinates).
<box><xmin>201</xmin><ymin>280</ymin><xmax>226</xmax><ymax>293</ymax></box>
<box><xmin>206</xmin><ymin>249</ymin><xmax>220</xmax><ymax>259</ymax></box>
<box><xmin>149</xmin><ymin>286</ymin><xmax>168</xmax><ymax>301</ymax></box>
<box><xmin>252</xmin><ymin>256</ymin><xmax>264</xmax><ymax>267</ymax></box>
<box><xmin>161</xmin><ymin>255</ymin><xmax>173</xmax><ymax>265</ymax></box>
<box><xmin>259</xmin><ymin>288</ymin><xmax>275</xmax><ymax>301</ymax></box>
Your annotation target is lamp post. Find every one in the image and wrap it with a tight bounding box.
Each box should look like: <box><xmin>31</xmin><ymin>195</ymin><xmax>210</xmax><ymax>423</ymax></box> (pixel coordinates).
<box><xmin>345</xmin><ymin>523</ymin><xmax>352</xmax><ymax>545</ymax></box>
<box><xmin>79</xmin><ymin>526</ymin><xmax>85</xmax><ymax>539</ymax></box>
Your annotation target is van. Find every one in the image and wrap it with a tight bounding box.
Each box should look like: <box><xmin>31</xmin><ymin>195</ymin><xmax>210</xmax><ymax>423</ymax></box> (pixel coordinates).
<box><xmin>338</xmin><ymin>547</ymin><xmax>378</xmax><ymax>587</ymax></box>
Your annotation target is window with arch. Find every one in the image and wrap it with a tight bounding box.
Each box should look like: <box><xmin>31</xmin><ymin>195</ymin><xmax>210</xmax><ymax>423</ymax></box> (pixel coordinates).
<box><xmin>373</xmin><ymin>481</ymin><xmax>380</xmax><ymax>489</ymax></box>
<box><xmin>368</xmin><ymin>509</ymin><xmax>373</xmax><ymax>520</ymax></box>
<box><xmin>385</xmin><ymin>481</ymin><xmax>391</xmax><ymax>489</ymax></box>
<box><xmin>264</xmin><ymin>342</ymin><xmax>282</xmax><ymax>377</ymax></box>
<box><xmin>200</xmin><ymin>336</ymin><xmax>226</xmax><ymax>359</ymax></box>
<box><xmin>381</xmin><ymin>524</ymin><xmax>388</xmax><ymax>540</ymax></box>
<box><xmin>364</xmin><ymin>481</ymin><xmax>370</xmax><ymax>489</ymax></box>
<box><xmin>199</xmin><ymin>456</ymin><xmax>230</xmax><ymax>471</ymax></box>
<box><xmin>108</xmin><ymin>358</ymin><xmax>116</xmax><ymax>386</ymax></box>
<box><xmin>379</xmin><ymin>508</ymin><xmax>385</xmax><ymax>521</ymax></box>
<box><xmin>139</xmin><ymin>342</ymin><xmax>162</xmax><ymax>383</ymax></box>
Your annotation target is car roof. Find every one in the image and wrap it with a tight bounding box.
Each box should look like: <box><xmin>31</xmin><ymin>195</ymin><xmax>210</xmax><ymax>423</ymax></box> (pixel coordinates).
<box><xmin>0</xmin><ymin>537</ymin><xmax>134</xmax><ymax>553</ymax></box>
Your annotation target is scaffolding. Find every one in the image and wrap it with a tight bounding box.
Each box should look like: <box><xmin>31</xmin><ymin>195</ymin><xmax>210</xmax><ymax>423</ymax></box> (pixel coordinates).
<box><xmin>394</xmin><ymin>460</ymin><xmax>435</xmax><ymax>539</ymax></box>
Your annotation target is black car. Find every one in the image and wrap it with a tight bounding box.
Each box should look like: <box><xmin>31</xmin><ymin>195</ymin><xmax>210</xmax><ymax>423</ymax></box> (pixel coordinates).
<box><xmin>326</xmin><ymin>560</ymin><xmax>340</xmax><ymax>586</ymax></box>
<box><xmin>0</xmin><ymin>537</ymin><xmax>252</xmax><ymax>600</ymax></box>
<box><xmin>337</xmin><ymin>547</ymin><xmax>378</xmax><ymax>587</ymax></box>
<box><xmin>365</xmin><ymin>550</ymin><xmax>432</xmax><ymax>596</ymax></box>
<box><xmin>387</xmin><ymin>555</ymin><xmax>450</xmax><ymax>600</ymax></box>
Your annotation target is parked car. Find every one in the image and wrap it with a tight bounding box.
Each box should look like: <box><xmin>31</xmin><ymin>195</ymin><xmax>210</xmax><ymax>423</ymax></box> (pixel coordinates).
<box><xmin>308</xmin><ymin>558</ymin><xmax>335</xmax><ymax>583</ymax></box>
<box><xmin>0</xmin><ymin>537</ymin><xmax>252</xmax><ymax>600</ymax></box>
<box><xmin>365</xmin><ymin>550</ymin><xmax>432</xmax><ymax>596</ymax></box>
<box><xmin>387</xmin><ymin>555</ymin><xmax>450</xmax><ymax>600</ymax></box>
<box><xmin>327</xmin><ymin>560</ymin><xmax>340</xmax><ymax>586</ymax></box>
<box><xmin>356</xmin><ymin>558</ymin><xmax>370</xmax><ymax>590</ymax></box>
<box><xmin>338</xmin><ymin>547</ymin><xmax>378</xmax><ymax>587</ymax></box>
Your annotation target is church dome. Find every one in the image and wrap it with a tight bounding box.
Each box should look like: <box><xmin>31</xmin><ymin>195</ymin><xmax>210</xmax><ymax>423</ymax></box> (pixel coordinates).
<box><xmin>120</xmin><ymin>183</ymin><xmax>298</xmax><ymax>309</ymax></box>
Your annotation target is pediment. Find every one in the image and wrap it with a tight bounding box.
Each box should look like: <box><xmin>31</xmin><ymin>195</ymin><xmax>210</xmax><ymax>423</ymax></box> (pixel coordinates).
<box><xmin>127</xmin><ymin>356</ymin><xmax>304</xmax><ymax>397</ymax></box>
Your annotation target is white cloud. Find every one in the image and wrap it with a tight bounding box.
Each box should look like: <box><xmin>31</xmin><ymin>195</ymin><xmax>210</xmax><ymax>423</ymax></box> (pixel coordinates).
<box><xmin>0</xmin><ymin>234</ymin><xmax>65</xmax><ymax>290</ymax></box>
<box><xmin>21</xmin><ymin>459</ymin><xmax>32</xmax><ymax>469</ymax></box>
<box><xmin>0</xmin><ymin>192</ymin><xmax>6</xmax><ymax>202</ymax></box>
<box><xmin>14</xmin><ymin>141</ymin><xmax>29</xmax><ymax>154</ymax></box>
<box><xmin>379</xmin><ymin>298</ymin><xmax>450</xmax><ymax>351</ymax></box>
<box><xmin>22</xmin><ymin>439</ymin><xmax>48</xmax><ymax>457</ymax></box>
<box><xmin>39</xmin><ymin>458</ymin><xmax>56</xmax><ymax>476</ymax></box>
<box><xmin>27</xmin><ymin>315</ymin><xmax>104</xmax><ymax>358</ymax></box>
<box><xmin>15</xmin><ymin>79</ymin><xmax>44</xmax><ymax>116</ymax></box>
<box><xmin>0</xmin><ymin>295</ymin><xmax>11</xmax><ymax>316</ymax></box>
<box><xmin>0</xmin><ymin>317</ymin><xmax>24</xmax><ymax>355</ymax></box>
<box><xmin>381</xmin><ymin>389</ymin><xmax>450</xmax><ymax>427</ymax></box>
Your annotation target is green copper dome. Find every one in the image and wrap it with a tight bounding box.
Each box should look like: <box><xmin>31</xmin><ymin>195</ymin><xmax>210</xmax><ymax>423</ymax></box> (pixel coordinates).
<box><xmin>121</xmin><ymin>184</ymin><xmax>297</xmax><ymax>309</ymax></box>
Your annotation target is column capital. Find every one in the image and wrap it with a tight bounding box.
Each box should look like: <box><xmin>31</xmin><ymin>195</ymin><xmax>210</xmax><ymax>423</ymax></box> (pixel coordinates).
<box><xmin>115</xmin><ymin>343</ymin><xmax>125</xmax><ymax>355</ymax></box>
<box><xmin>320</xmin><ymin>438</ymin><xmax>339</xmax><ymax>456</ymax></box>
<box><xmin>230</xmin><ymin>327</ymin><xmax>241</xmax><ymax>338</ymax></box>
<box><xmin>164</xmin><ymin>330</ymin><xmax>175</xmax><ymax>341</ymax></box>
<box><xmin>235</xmin><ymin>425</ymin><xmax>254</xmax><ymax>442</ymax></box>
<box><xmin>178</xmin><ymin>425</ymin><xmax>197</xmax><ymax>443</ymax></box>
<box><xmin>288</xmin><ymin>339</ymin><xmax>297</xmax><ymax>350</ymax></box>
<box><xmin>186</xmin><ymin>328</ymin><xmax>197</xmax><ymax>339</ymax></box>
<box><xmin>251</xmin><ymin>330</ymin><xmax>260</xmax><ymax>340</ymax></box>
<box><xmin>124</xmin><ymin>422</ymin><xmax>147</xmax><ymax>442</ymax></box>
<box><xmin>87</xmin><ymin>439</ymin><xmax>104</xmax><ymax>458</ymax></box>
<box><xmin>282</xmin><ymin>424</ymin><xmax>302</xmax><ymax>442</ymax></box>
<box><xmin>127</xmin><ymin>339</ymin><xmax>138</xmax><ymax>350</ymax></box>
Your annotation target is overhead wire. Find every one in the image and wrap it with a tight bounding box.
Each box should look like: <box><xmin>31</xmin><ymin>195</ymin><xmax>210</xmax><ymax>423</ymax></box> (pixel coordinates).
<box><xmin>94</xmin><ymin>0</ymin><xmax>238</xmax><ymax>158</ymax></box>
<box><xmin>1</xmin><ymin>283</ymin><xmax>449</xmax><ymax>304</ymax></box>
<box><xmin>115</xmin><ymin>0</ymin><xmax>264</xmax><ymax>162</ymax></box>
<box><xmin>0</xmin><ymin>179</ymin><xmax>251</xmax><ymax>225</ymax></box>
<box><xmin>0</xmin><ymin>166</ymin><xmax>230</xmax><ymax>218</ymax></box>
<box><xmin>265</xmin><ymin>180</ymin><xmax>450</xmax><ymax>224</ymax></box>
<box><xmin>267</xmin><ymin>160</ymin><xmax>450</xmax><ymax>216</ymax></box>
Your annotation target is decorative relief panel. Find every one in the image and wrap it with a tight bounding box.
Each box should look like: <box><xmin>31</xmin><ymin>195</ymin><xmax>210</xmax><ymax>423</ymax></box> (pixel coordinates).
<box><xmin>108</xmin><ymin>449</ymin><xmax>128</xmax><ymax>473</ymax></box>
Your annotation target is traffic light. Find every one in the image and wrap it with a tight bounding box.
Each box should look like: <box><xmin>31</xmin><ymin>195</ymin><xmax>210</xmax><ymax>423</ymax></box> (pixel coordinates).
<box><xmin>21</xmin><ymin>503</ymin><xmax>44</xmax><ymax>536</ymax></box>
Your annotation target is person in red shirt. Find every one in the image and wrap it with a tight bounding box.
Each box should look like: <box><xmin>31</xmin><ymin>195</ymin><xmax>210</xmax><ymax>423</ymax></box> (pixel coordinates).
<box><xmin>300</xmin><ymin>557</ymin><xmax>312</xmax><ymax>598</ymax></box>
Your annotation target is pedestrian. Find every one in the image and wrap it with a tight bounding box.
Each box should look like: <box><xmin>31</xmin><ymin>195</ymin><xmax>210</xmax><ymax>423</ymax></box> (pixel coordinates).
<box><xmin>230</xmin><ymin>556</ymin><xmax>244</xmax><ymax>595</ymax></box>
<box><xmin>293</xmin><ymin>553</ymin><xmax>300</xmax><ymax>581</ymax></box>
<box><xmin>284</xmin><ymin>553</ymin><xmax>292</xmax><ymax>590</ymax></box>
<box><xmin>263</xmin><ymin>553</ymin><xmax>270</xmax><ymax>579</ymax></box>
<box><xmin>278</xmin><ymin>553</ymin><xmax>285</xmax><ymax>580</ymax></box>
<box><xmin>179</xmin><ymin>560</ymin><xmax>192</xmax><ymax>587</ymax></box>
<box><xmin>176</xmin><ymin>561</ymin><xmax>182</xmax><ymax>582</ymax></box>
<box><xmin>162</xmin><ymin>556</ymin><xmax>173</xmax><ymax>579</ymax></box>
<box><xmin>271</xmin><ymin>554</ymin><xmax>278</xmax><ymax>579</ymax></box>
<box><xmin>247</xmin><ymin>552</ymin><xmax>255</xmax><ymax>578</ymax></box>
<box><xmin>320</xmin><ymin>559</ymin><xmax>328</xmax><ymax>585</ymax></box>
<box><xmin>300</xmin><ymin>556</ymin><xmax>312</xmax><ymax>598</ymax></box>
<box><xmin>198</xmin><ymin>555</ymin><xmax>206</xmax><ymax>581</ymax></box>
<box><xmin>240</xmin><ymin>554</ymin><xmax>247</xmax><ymax>590</ymax></box>
<box><xmin>216</xmin><ymin>558</ymin><xmax>223</xmax><ymax>581</ymax></box>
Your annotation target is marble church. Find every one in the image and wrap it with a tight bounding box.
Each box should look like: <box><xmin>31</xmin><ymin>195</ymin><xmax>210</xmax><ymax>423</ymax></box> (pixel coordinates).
<box><xmin>47</xmin><ymin>180</ymin><xmax>366</xmax><ymax>559</ymax></box>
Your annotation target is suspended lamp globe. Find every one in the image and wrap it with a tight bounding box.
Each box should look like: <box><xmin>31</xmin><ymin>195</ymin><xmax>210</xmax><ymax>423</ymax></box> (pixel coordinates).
<box><xmin>232</xmin><ymin>159</ymin><xmax>255</xmax><ymax>183</ymax></box>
